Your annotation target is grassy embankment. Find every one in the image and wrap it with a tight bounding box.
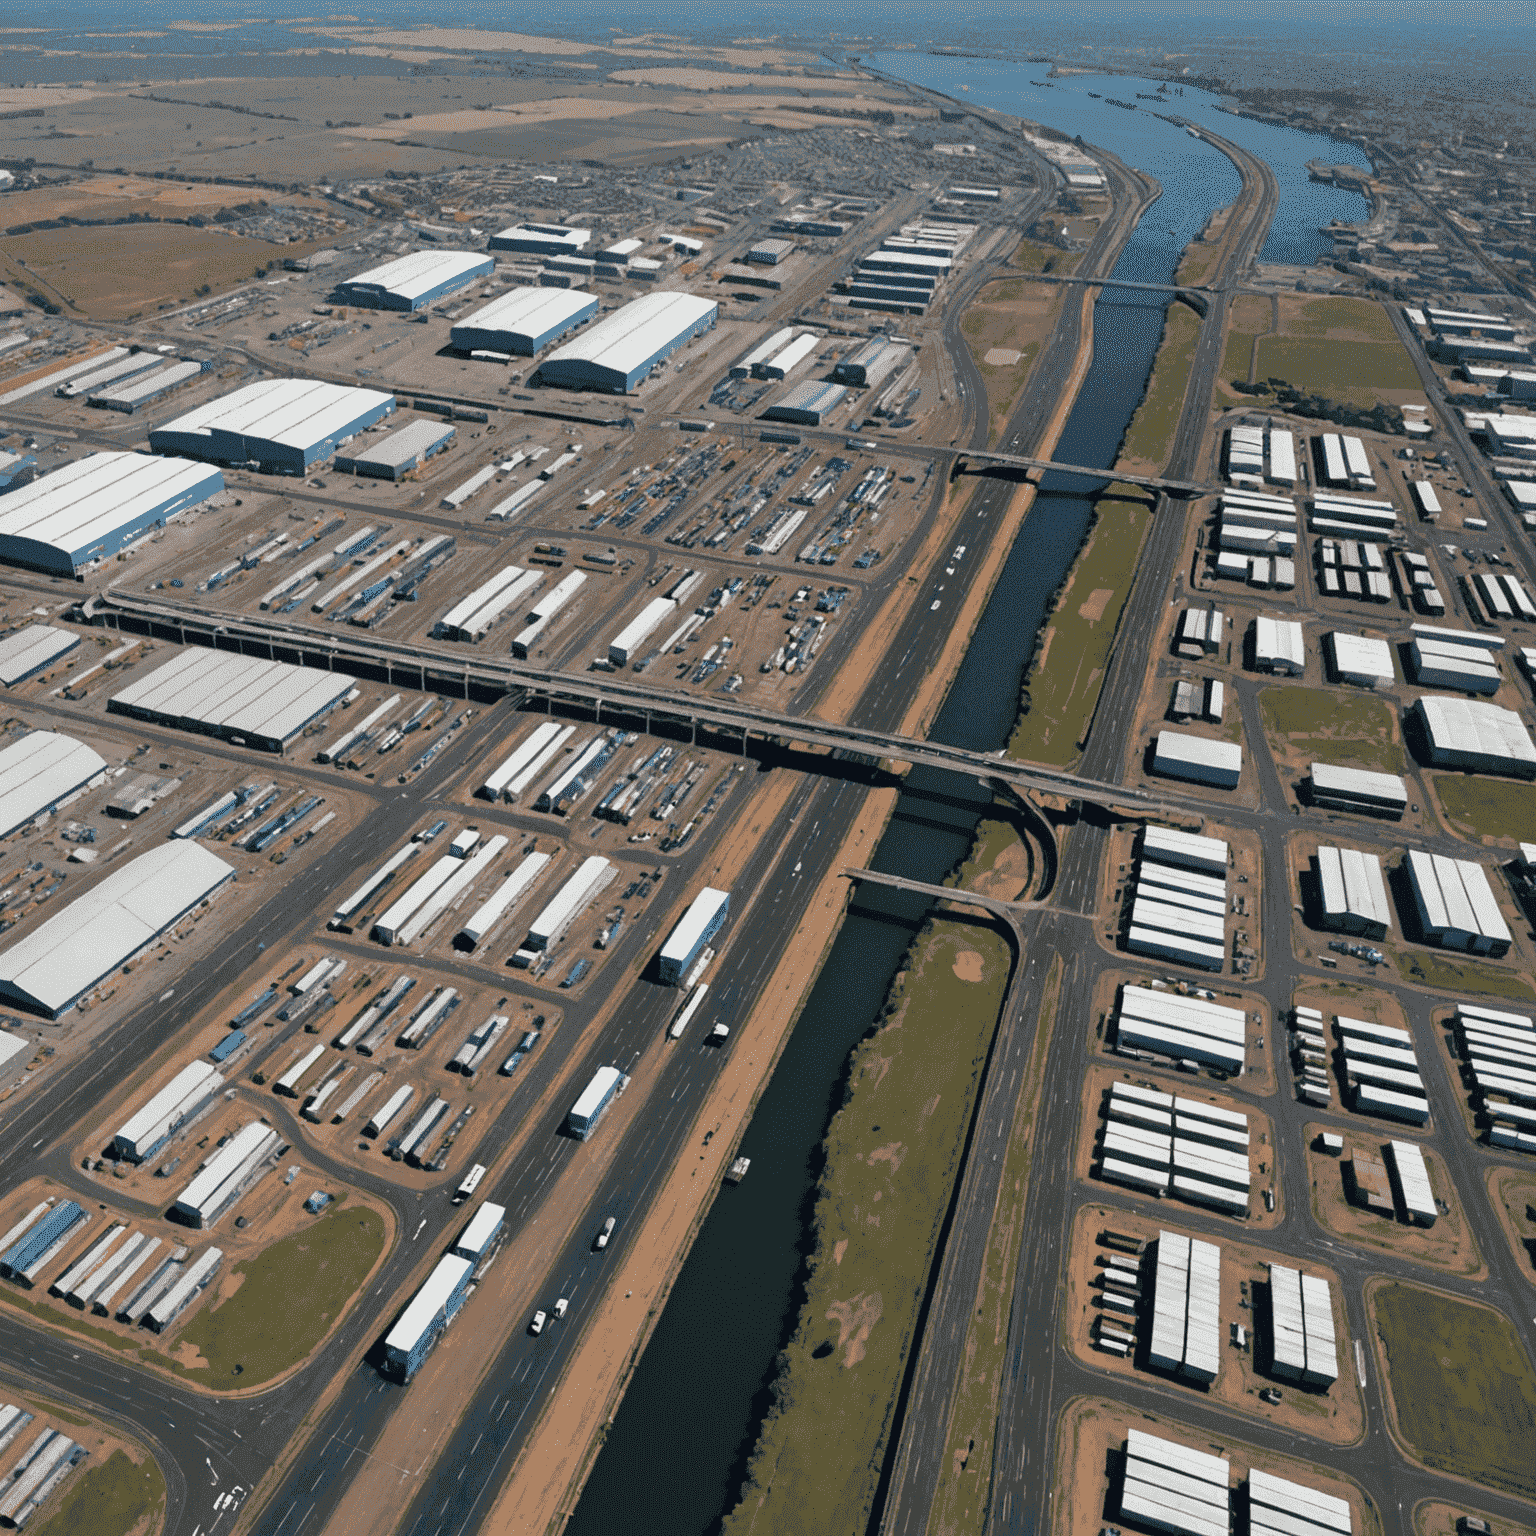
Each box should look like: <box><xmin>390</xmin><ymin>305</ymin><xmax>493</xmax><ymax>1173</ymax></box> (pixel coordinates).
<box><xmin>1217</xmin><ymin>294</ymin><xmax>1422</xmax><ymax>410</ymax></box>
<box><xmin>959</xmin><ymin>236</ymin><xmax>1079</xmax><ymax>446</ymax></box>
<box><xmin>1373</xmin><ymin>1282</ymin><xmax>1536</xmax><ymax>1500</ymax></box>
<box><xmin>0</xmin><ymin>1204</ymin><xmax>386</xmax><ymax>1387</ymax></box>
<box><xmin>718</xmin><ymin>875</ymin><xmax>1015</xmax><ymax>1534</ymax></box>
<box><xmin>32</xmin><ymin>1449</ymin><xmax>165</xmax><ymax>1536</ymax></box>
<box><xmin>1401</xmin><ymin>953</ymin><xmax>1536</xmax><ymax>1003</ymax></box>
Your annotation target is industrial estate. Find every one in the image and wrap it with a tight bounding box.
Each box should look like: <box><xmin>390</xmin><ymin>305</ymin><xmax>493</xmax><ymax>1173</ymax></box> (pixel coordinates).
<box><xmin>0</xmin><ymin>17</ymin><xmax>1532</xmax><ymax>1536</ymax></box>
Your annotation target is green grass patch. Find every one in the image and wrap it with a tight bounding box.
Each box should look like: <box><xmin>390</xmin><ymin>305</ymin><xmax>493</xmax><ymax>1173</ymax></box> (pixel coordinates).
<box><xmin>1009</xmin><ymin>237</ymin><xmax>1080</xmax><ymax>276</ymax></box>
<box><xmin>30</xmin><ymin>1449</ymin><xmax>164</xmax><ymax>1536</ymax></box>
<box><xmin>720</xmin><ymin>924</ymin><xmax>1013</xmax><ymax>1536</ymax></box>
<box><xmin>1218</xmin><ymin>294</ymin><xmax>1274</xmax><ymax>395</ymax></box>
<box><xmin>1008</xmin><ymin>497</ymin><xmax>1152</xmax><ymax>768</ymax></box>
<box><xmin>1118</xmin><ymin>303</ymin><xmax>1202</xmax><ymax>469</ymax></box>
<box><xmin>1258</xmin><ymin>686</ymin><xmax>1406</xmax><ymax>773</ymax></box>
<box><xmin>1373</xmin><ymin>1282</ymin><xmax>1536</xmax><ymax>1498</ymax></box>
<box><xmin>173</xmin><ymin>1204</ymin><xmax>387</xmax><ymax>1385</ymax></box>
<box><xmin>1289</xmin><ymin>295</ymin><xmax>1400</xmax><ymax>341</ymax></box>
<box><xmin>1431</xmin><ymin>775</ymin><xmax>1536</xmax><ymax>843</ymax></box>
<box><xmin>1400</xmin><ymin>953</ymin><xmax>1536</xmax><ymax>1003</ymax></box>
<box><xmin>1253</xmin><ymin>335</ymin><xmax>1422</xmax><ymax>407</ymax></box>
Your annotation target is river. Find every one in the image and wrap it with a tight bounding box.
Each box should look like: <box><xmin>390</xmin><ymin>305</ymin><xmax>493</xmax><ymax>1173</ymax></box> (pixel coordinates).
<box><xmin>564</xmin><ymin>59</ymin><xmax>1371</xmax><ymax>1536</ymax></box>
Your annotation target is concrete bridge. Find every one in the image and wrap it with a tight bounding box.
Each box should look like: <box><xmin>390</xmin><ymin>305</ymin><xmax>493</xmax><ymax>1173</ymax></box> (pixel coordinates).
<box><xmin>950</xmin><ymin>447</ymin><xmax>1214</xmax><ymax>497</ymax></box>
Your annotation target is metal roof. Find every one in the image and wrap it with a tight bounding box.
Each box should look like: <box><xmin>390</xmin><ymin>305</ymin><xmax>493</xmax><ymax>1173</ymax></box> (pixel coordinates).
<box><xmin>0</xmin><ymin>452</ymin><xmax>223</xmax><ymax>570</ymax></box>
<box><xmin>452</xmin><ymin>285</ymin><xmax>596</xmax><ymax>346</ymax></box>
<box><xmin>153</xmin><ymin>378</ymin><xmax>396</xmax><ymax>456</ymax></box>
<box><xmin>0</xmin><ymin>839</ymin><xmax>235</xmax><ymax>1016</ymax></box>
<box><xmin>340</xmin><ymin>249</ymin><xmax>490</xmax><ymax>304</ymax></box>
<box><xmin>541</xmin><ymin>291</ymin><xmax>717</xmax><ymax>384</ymax></box>
<box><xmin>385</xmin><ymin>1253</ymin><xmax>473</xmax><ymax>1354</ymax></box>
<box><xmin>660</xmin><ymin>888</ymin><xmax>728</xmax><ymax>965</ymax></box>
<box><xmin>0</xmin><ymin>626</ymin><xmax>79</xmax><ymax>687</ymax></box>
<box><xmin>339</xmin><ymin>418</ymin><xmax>455</xmax><ymax>472</ymax></box>
<box><xmin>0</xmin><ymin>729</ymin><xmax>107</xmax><ymax>839</ymax></box>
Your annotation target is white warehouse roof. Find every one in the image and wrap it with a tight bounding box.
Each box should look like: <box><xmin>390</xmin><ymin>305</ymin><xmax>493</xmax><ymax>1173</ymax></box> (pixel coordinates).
<box><xmin>451</xmin><ymin>286</ymin><xmax>598</xmax><ymax>355</ymax></box>
<box><xmin>0</xmin><ymin>730</ymin><xmax>108</xmax><ymax>840</ymax></box>
<box><xmin>0</xmin><ymin>839</ymin><xmax>235</xmax><ymax>1017</ymax></box>
<box><xmin>1413</xmin><ymin>696</ymin><xmax>1536</xmax><ymax>777</ymax></box>
<box><xmin>540</xmin><ymin>291</ymin><xmax>718</xmax><ymax>393</ymax></box>
<box><xmin>0</xmin><ymin>452</ymin><xmax>225</xmax><ymax>577</ymax></box>
<box><xmin>109</xmin><ymin>649</ymin><xmax>355</xmax><ymax>752</ymax></box>
<box><xmin>0</xmin><ymin>626</ymin><xmax>80</xmax><ymax>687</ymax></box>
<box><xmin>338</xmin><ymin>249</ymin><xmax>491</xmax><ymax>308</ymax></box>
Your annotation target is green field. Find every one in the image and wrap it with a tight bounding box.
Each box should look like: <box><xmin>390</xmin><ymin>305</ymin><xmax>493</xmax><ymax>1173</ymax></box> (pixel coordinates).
<box><xmin>1009</xmin><ymin>237</ymin><xmax>1081</xmax><ymax>276</ymax></box>
<box><xmin>1374</xmin><ymin>1283</ymin><xmax>1536</xmax><ymax>1498</ymax></box>
<box><xmin>31</xmin><ymin>1449</ymin><xmax>164</xmax><ymax>1536</ymax></box>
<box><xmin>1254</xmin><ymin>336</ymin><xmax>1422</xmax><ymax>402</ymax></box>
<box><xmin>174</xmin><ymin>1203</ymin><xmax>387</xmax><ymax>1384</ymax></box>
<box><xmin>719</xmin><ymin>923</ymin><xmax>1012</xmax><ymax>1536</ymax></box>
<box><xmin>1118</xmin><ymin>304</ymin><xmax>1202</xmax><ymax>470</ymax></box>
<box><xmin>1431</xmin><ymin>775</ymin><xmax>1536</xmax><ymax>843</ymax></box>
<box><xmin>1007</xmin><ymin>497</ymin><xmax>1152</xmax><ymax>768</ymax></box>
<box><xmin>1258</xmin><ymin>686</ymin><xmax>1406</xmax><ymax>773</ymax></box>
<box><xmin>1401</xmin><ymin>953</ymin><xmax>1536</xmax><ymax>1003</ymax></box>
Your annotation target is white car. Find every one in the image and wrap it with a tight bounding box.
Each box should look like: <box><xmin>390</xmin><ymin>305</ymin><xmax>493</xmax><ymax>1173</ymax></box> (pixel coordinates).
<box><xmin>529</xmin><ymin>1310</ymin><xmax>547</xmax><ymax>1335</ymax></box>
<box><xmin>553</xmin><ymin>1298</ymin><xmax>569</xmax><ymax>1319</ymax></box>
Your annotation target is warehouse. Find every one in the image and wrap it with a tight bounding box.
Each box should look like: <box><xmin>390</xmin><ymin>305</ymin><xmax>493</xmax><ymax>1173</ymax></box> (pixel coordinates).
<box><xmin>1325</xmin><ymin>632</ymin><xmax>1394</xmax><ymax>689</ymax></box>
<box><xmin>1387</xmin><ymin>1138</ymin><xmax>1437</xmax><ymax>1224</ymax></box>
<box><xmin>334</xmin><ymin>249</ymin><xmax>492</xmax><ymax>311</ymax></box>
<box><xmin>754</xmin><ymin>331</ymin><xmax>818</xmax><ymax>380</ymax></box>
<box><xmin>1409</xmin><ymin>634</ymin><xmax>1501</xmax><ymax>693</ymax></box>
<box><xmin>384</xmin><ymin>1252</ymin><xmax>474</xmax><ymax>1380</ymax></box>
<box><xmin>525</xmin><ymin>855</ymin><xmax>613</xmax><ymax>951</ymax></box>
<box><xmin>0</xmin><ymin>451</ymin><xmax>224</xmax><ymax>578</ymax></box>
<box><xmin>1249</xmin><ymin>1471</ymin><xmax>1352</xmax><ymax>1536</ymax></box>
<box><xmin>171</xmin><ymin>1121</ymin><xmax>279</xmax><ymax>1227</ymax></box>
<box><xmin>566</xmin><ymin>1064</ymin><xmax>624</xmax><ymax>1140</ymax></box>
<box><xmin>1148</xmin><ymin>1230</ymin><xmax>1222</xmax><ymax>1382</ymax></box>
<box><xmin>831</xmin><ymin>337</ymin><xmax>909</xmax><ymax>389</ymax></box>
<box><xmin>731</xmin><ymin>327</ymin><xmax>795</xmax><ymax>378</ymax></box>
<box><xmin>113</xmin><ymin>1060</ymin><xmax>225</xmax><ymax>1163</ymax></box>
<box><xmin>1267</xmin><ymin>1264</ymin><xmax>1339</xmax><ymax>1385</ymax></box>
<box><xmin>1142</xmin><ymin>824</ymin><xmax>1228</xmax><ymax>877</ymax></box>
<box><xmin>1403</xmin><ymin>849</ymin><xmax>1513</xmax><ymax>955</ymax></box>
<box><xmin>1307</xmin><ymin>762</ymin><xmax>1408</xmax><ymax>819</ymax></box>
<box><xmin>489</xmin><ymin>223</ymin><xmax>590</xmax><ymax>257</ymax></box>
<box><xmin>762</xmin><ymin>380</ymin><xmax>849</xmax><ymax>426</ymax></box>
<box><xmin>1252</xmin><ymin>615</ymin><xmax>1305</xmax><ymax>674</ymax></box>
<box><xmin>1314</xmin><ymin>844</ymin><xmax>1393</xmax><ymax>938</ymax></box>
<box><xmin>0</xmin><ymin>1200</ymin><xmax>88</xmax><ymax>1284</ymax></box>
<box><xmin>335</xmin><ymin>419</ymin><xmax>456</xmax><ymax>480</ymax></box>
<box><xmin>0</xmin><ymin>839</ymin><xmax>235</xmax><ymax>1017</ymax></box>
<box><xmin>1114</xmin><ymin>986</ymin><xmax>1246</xmax><ymax>1072</ymax></box>
<box><xmin>150</xmin><ymin>378</ymin><xmax>397</xmax><ymax>475</ymax></box>
<box><xmin>1412</xmin><ymin>696</ymin><xmax>1536</xmax><ymax>776</ymax></box>
<box><xmin>450</xmin><ymin>286</ymin><xmax>598</xmax><ymax>356</ymax></box>
<box><xmin>109</xmin><ymin>649</ymin><xmax>355</xmax><ymax>752</ymax></box>
<box><xmin>1152</xmin><ymin>730</ymin><xmax>1242</xmax><ymax>789</ymax></box>
<box><xmin>1116</xmin><ymin>1427</ymin><xmax>1231</xmax><ymax>1536</ymax></box>
<box><xmin>0</xmin><ymin>730</ymin><xmax>107</xmax><ymax>839</ymax></box>
<box><xmin>658</xmin><ymin>887</ymin><xmax>729</xmax><ymax>984</ymax></box>
<box><xmin>538</xmin><ymin>292</ymin><xmax>718</xmax><ymax>393</ymax></box>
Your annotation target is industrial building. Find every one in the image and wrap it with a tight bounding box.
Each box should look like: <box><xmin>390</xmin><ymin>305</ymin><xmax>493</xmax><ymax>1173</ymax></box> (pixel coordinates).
<box><xmin>109</xmin><ymin>649</ymin><xmax>356</xmax><ymax>752</ymax></box>
<box><xmin>1307</xmin><ymin>762</ymin><xmax>1408</xmax><ymax>819</ymax></box>
<box><xmin>1148</xmin><ymin>1230</ymin><xmax>1222</xmax><ymax>1381</ymax></box>
<box><xmin>762</xmin><ymin>380</ymin><xmax>849</xmax><ymax>426</ymax></box>
<box><xmin>0</xmin><ymin>839</ymin><xmax>235</xmax><ymax>1017</ymax></box>
<box><xmin>1252</xmin><ymin>615</ymin><xmax>1305</xmax><ymax>675</ymax></box>
<box><xmin>1142</xmin><ymin>824</ymin><xmax>1228</xmax><ymax>876</ymax></box>
<box><xmin>1403</xmin><ymin>849</ymin><xmax>1513</xmax><ymax>955</ymax></box>
<box><xmin>1113</xmin><ymin>987</ymin><xmax>1247</xmax><ymax>1076</ymax></box>
<box><xmin>384</xmin><ymin>1252</ymin><xmax>474</xmax><ymax>1380</ymax></box>
<box><xmin>1249</xmin><ymin>1471</ymin><xmax>1353</xmax><ymax>1536</ymax></box>
<box><xmin>1336</xmin><ymin>1013</ymin><xmax>1428</xmax><ymax>1122</ymax></box>
<box><xmin>567</xmin><ymin>1065</ymin><xmax>625</xmax><ymax>1140</ymax></box>
<box><xmin>831</xmin><ymin>337</ymin><xmax>909</xmax><ymax>389</ymax></box>
<box><xmin>1314</xmin><ymin>844</ymin><xmax>1393</xmax><ymax>939</ymax></box>
<box><xmin>489</xmin><ymin>223</ymin><xmax>590</xmax><ymax>258</ymax></box>
<box><xmin>525</xmin><ymin>855</ymin><xmax>613</xmax><ymax>950</ymax></box>
<box><xmin>1452</xmin><ymin>1001</ymin><xmax>1536</xmax><ymax>1126</ymax></box>
<box><xmin>171</xmin><ymin>1121</ymin><xmax>279</xmax><ymax>1227</ymax></box>
<box><xmin>609</xmin><ymin>596</ymin><xmax>676</xmax><ymax>666</ymax></box>
<box><xmin>335</xmin><ymin>419</ymin><xmax>456</xmax><ymax>480</ymax></box>
<box><xmin>1410</xmin><ymin>633</ymin><xmax>1501</xmax><ymax>693</ymax></box>
<box><xmin>0</xmin><ymin>730</ymin><xmax>107</xmax><ymax>839</ymax></box>
<box><xmin>1412</xmin><ymin>695</ymin><xmax>1536</xmax><ymax>777</ymax></box>
<box><xmin>658</xmin><ymin>887</ymin><xmax>729</xmax><ymax>984</ymax></box>
<box><xmin>150</xmin><ymin>378</ymin><xmax>397</xmax><ymax>475</ymax></box>
<box><xmin>1123</xmin><ymin>827</ymin><xmax>1230</xmax><ymax>973</ymax></box>
<box><xmin>1116</xmin><ymin>1427</ymin><xmax>1231</xmax><ymax>1536</ymax></box>
<box><xmin>113</xmin><ymin>1060</ymin><xmax>225</xmax><ymax>1163</ymax></box>
<box><xmin>1387</xmin><ymin>1138</ymin><xmax>1437</xmax><ymax>1224</ymax></box>
<box><xmin>335</xmin><ymin>250</ymin><xmax>493</xmax><ymax>311</ymax></box>
<box><xmin>0</xmin><ymin>451</ymin><xmax>224</xmax><ymax>578</ymax></box>
<box><xmin>1325</xmin><ymin>631</ymin><xmax>1394</xmax><ymax>688</ymax></box>
<box><xmin>450</xmin><ymin>286</ymin><xmax>598</xmax><ymax>356</ymax></box>
<box><xmin>538</xmin><ymin>291</ymin><xmax>717</xmax><ymax>393</ymax></box>
<box><xmin>1268</xmin><ymin>1264</ymin><xmax>1340</xmax><ymax>1386</ymax></box>
<box><xmin>1151</xmin><ymin>729</ymin><xmax>1242</xmax><ymax>789</ymax></box>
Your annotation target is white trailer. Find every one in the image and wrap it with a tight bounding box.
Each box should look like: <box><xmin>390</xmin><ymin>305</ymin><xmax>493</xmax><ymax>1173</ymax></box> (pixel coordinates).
<box><xmin>525</xmin><ymin>856</ymin><xmax>614</xmax><ymax>951</ymax></box>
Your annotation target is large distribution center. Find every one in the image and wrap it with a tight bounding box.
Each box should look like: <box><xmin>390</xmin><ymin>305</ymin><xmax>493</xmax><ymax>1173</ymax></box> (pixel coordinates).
<box><xmin>489</xmin><ymin>223</ymin><xmax>590</xmax><ymax>257</ymax></box>
<box><xmin>1412</xmin><ymin>696</ymin><xmax>1536</xmax><ymax>776</ymax></box>
<box><xmin>335</xmin><ymin>250</ymin><xmax>493</xmax><ymax>311</ymax></box>
<box><xmin>150</xmin><ymin>379</ymin><xmax>397</xmax><ymax>475</ymax></box>
<box><xmin>539</xmin><ymin>292</ymin><xmax>718</xmax><ymax>393</ymax></box>
<box><xmin>0</xmin><ymin>730</ymin><xmax>107</xmax><ymax>840</ymax></box>
<box><xmin>109</xmin><ymin>649</ymin><xmax>356</xmax><ymax>752</ymax></box>
<box><xmin>450</xmin><ymin>286</ymin><xmax>599</xmax><ymax>356</ymax></box>
<box><xmin>0</xmin><ymin>451</ymin><xmax>224</xmax><ymax>577</ymax></box>
<box><xmin>0</xmin><ymin>840</ymin><xmax>235</xmax><ymax>1017</ymax></box>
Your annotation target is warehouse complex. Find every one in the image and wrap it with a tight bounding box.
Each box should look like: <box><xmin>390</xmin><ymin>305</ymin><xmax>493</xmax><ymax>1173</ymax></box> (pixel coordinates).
<box><xmin>538</xmin><ymin>292</ymin><xmax>718</xmax><ymax>393</ymax></box>
<box><xmin>109</xmin><ymin>649</ymin><xmax>356</xmax><ymax>751</ymax></box>
<box><xmin>335</xmin><ymin>250</ymin><xmax>493</xmax><ymax>311</ymax></box>
<box><xmin>0</xmin><ymin>452</ymin><xmax>224</xmax><ymax>577</ymax></box>
<box><xmin>0</xmin><ymin>730</ymin><xmax>107</xmax><ymax>840</ymax></box>
<box><xmin>451</xmin><ymin>286</ymin><xmax>599</xmax><ymax>356</ymax></box>
<box><xmin>0</xmin><ymin>839</ymin><xmax>234</xmax><ymax>1016</ymax></box>
<box><xmin>335</xmin><ymin>419</ymin><xmax>456</xmax><ymax>480</ymax></box>
<box><xmin>149</xmin><ymin>378</ymin><xmax>396</xmax><ymax>474</ymax></box>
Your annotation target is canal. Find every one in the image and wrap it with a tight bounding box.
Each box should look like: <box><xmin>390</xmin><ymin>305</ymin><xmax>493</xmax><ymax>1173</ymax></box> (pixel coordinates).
<box><xmin>564</xmin><ymin>59</ymin><xmax>1371</xmax><ymax>1536</ymax></box>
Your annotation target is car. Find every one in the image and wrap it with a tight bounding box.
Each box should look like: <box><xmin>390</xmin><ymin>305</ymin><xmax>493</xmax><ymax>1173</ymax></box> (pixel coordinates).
<box><xmin>553</xmin><ymin>1298</ymin><xmax>569</xmax><ymax>1319</ymax></box>
<box><xmin>529</xmin><ymin>1310</ymin><xmax>547</xmax><ymax>1335</ymax></box>
<box><xmin>595</xmin><ymin>1216</ymin><xmax>616</xmax><ymax>1251</ymax></box>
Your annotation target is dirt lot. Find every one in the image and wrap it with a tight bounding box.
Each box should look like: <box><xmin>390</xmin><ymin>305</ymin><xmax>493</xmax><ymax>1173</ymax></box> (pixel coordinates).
<box><xmin>1062</xmin><ymin>1203</ymin><xmax>1365</xmax><ymax>1445</ymax></box>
